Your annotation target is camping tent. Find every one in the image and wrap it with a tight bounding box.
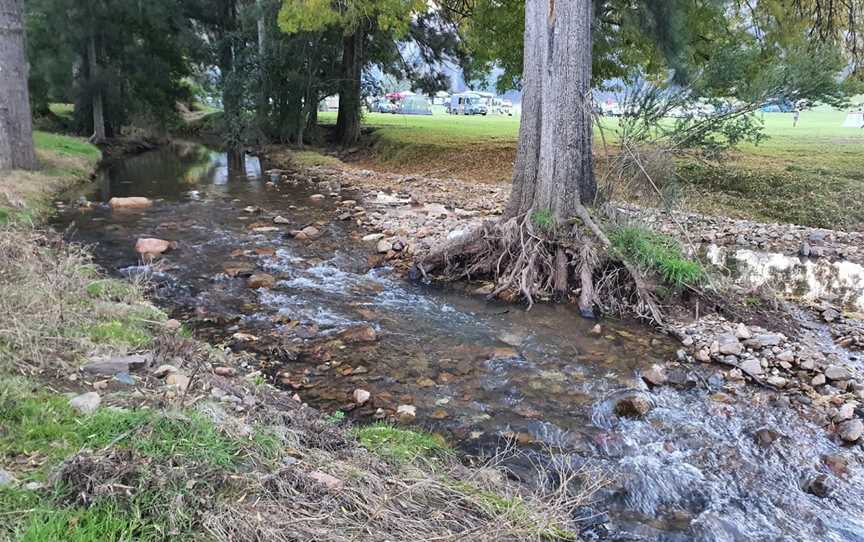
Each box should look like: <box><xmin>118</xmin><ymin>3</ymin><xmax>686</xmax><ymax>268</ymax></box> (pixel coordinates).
<box><xmin>398</xmin><ymin>95</ymin><xmax>432</xmax><ymax>115</ymax></box>
<box><xmin>842</xmin><ymin>111</ymin><xmax>864</xmax><ymax>128</ymax></box>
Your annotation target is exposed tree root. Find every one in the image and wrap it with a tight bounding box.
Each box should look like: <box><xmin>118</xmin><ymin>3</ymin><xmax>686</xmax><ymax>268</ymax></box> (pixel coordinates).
<box><xmin>414</xmin><ymin>205</ymin><xmax>664</xmax><ymax>325</ymax></box>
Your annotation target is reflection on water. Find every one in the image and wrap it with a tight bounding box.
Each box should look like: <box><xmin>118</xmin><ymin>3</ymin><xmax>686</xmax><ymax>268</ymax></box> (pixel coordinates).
<box><xmin>705</xmin><ymin>245</ymin><xmax>864</xmax><ymax>311</ymax></box>
<box><xmin>57</xmin><ymin>144</ymin><xmax>864</xmax><ymax>542</ymax></box>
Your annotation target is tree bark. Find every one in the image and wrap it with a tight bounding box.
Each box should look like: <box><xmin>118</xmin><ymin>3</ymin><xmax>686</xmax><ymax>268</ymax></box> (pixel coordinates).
<box><xmin>0</xmin><ymin>0</ymin><xmax>37</xmax><ymax>171</ymax></box>
<box><xmin>87</xmin><ymin>34</ymin><xmax>106</xmax><ymax>144</ymax></box>
<box><xmin>505</xmin><ymin>0</ymin><xmax>595</xmax><ymax>219</ymax></box>
<box><xmin>335</xmin><ymin>30</ymin><xmax>362</xmax><ymax>146</ymax></box>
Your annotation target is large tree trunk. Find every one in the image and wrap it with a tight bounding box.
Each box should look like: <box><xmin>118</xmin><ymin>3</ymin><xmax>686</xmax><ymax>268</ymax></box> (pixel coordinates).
<box><xmin>87</xmin><ymin>34</ymin><xmax>106</xmax><ymax>144</ymax></box>
<box><xmin>507</xmin><ymin>0</ymin><xmax>595</xmax><ymax>219</ymax></box>
<box><xmin>0</xmin><ymin>0</ymin><xmax>37</xmax><ymax>171</ymax></box>
<box><xmin>335</xmin><ymin>31</ymin><xmax>362</xmax><ymax>146</ymax></box>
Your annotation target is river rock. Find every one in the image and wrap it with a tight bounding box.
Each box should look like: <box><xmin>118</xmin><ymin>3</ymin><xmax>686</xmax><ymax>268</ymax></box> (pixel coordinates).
<box><xmin>745</xmin><ymin>333</ymin><xmax>782</xmax><ymax>349</ymax></box>
<box><xmin>803</xmin><ymin>473</ymin><xmax>833</xmax><ymax>498</ymax></box>
<box><xmin>82</xmin><ymin>354</ymin><xmax>150</xmax><ymax>375</ymax></box>
<box><xmin>338</xmin><ymin>325</ymin><xmax>377</xmax><ymax>343</ymax></box>
<box><xmin>825</xmin><ymin>365</ymin><xmax>853</xmax><ymax>381</ymax></box>
<box><xmin>836</xmin><ymin>402</ymin><xmax>856</xmax><ymax>422</ymax></box>
<box><xmin>309</xmin><ymin>194</ymin><xmax>325</xmax><ymax>201</ymax></box>
<box><xmin>247</xmin><ymin>273</ymin><xmax>275</xmax><ymax>289</ymax></box>
<box><xmin>838</xmin><ymin>419</ymin><xmax>864</xmax><ymax>442</ymax></box>
<box><xmin>362</xmin><ymin>233</ymin><xmax>385</xmax><ymax>242</ymax></box>
<box><xmin>273</xmin><ymin>215</ymin><xmax>291</xmax><ymax>224</ymax></box>
<box><xmin>717</xmin><ymin>334</ymin><xmax>743</xmax><ymax>355</ymax></box>
<box><xmin>754</xmin><ymin>427</ymin><xmax>782</xmax><ymax>448</ymax></box>
<box><xmin>641</xmin><ymin>364</ymin><xmax>668</xmax><ymax>387</ymax></box>
<box><xmin>739</xmin><ymin>358</ymin><xmax>763</xmax><ymax>376</ymax></box>
<box><xmin>397</xmin><ymin>404</ymin><xmax>416</xmax><ymax>422</ymax></box>
<box><xmin>766</xmin><ymin>375</ymin><xmax>788</xmax><ymax>388</ymax></box>
<box><xmin>614</xmin><ymin>394</ymin><xmax>653</xmax><ymax>418</ymax></box>
<box><xmin>166</xmin><ymin>373</ymin><xmax>190</xmax><ymax>392</ymax></box>
<box><xmin>69</xmin><ymin>392</ymin><xmax>101</xmax><ymax>415</ymax></box>
<box><xmin>135</xmin><ymin>238</ymin><xmax>174</xmax><ymax>258</ymax></box>
<box><xmin>376</xmin><ymin>239</ymin><xmax>392</xmax><ymax>253</ymax></box>
<box><xmin>776</xmin><ymin>350</ymin><xmax>795</xmax><ymax>363</ymax></box>
<box><xmin>110</xmin><ymin>196</ymin><xmax>152</xmax><ymax>209</ymax></box>
<box><xmin>213</xmin><ymin>366</ymin><xmax>236</xmax><ymax>377</ymax></box>
<box><xmin>823</xmin><ymin>453</ymin><xmax>849</xmax><ymax>477</ymax></box>
<box><xmin>223</xmin><ymin>261</ymin><xmax>255</xmax><ymax>278</ymax></box>
<box><xmin>812</xmin><ymin>373</ymin><xmax>827</xmax><ymax>386</ymax></box>
<box><xmin>293</xmin><ymin>226</ymin><xmax>321</xmax><ymax>240</ymax></box>
<box><xmin>735</xmin><ymin>323</ymin><xmax>752</xmax><ymax>340</ymax></box>
<box><xmin>353</xmin><ymin>389</ymin><xmax>371</xmax><ymax>405</ymax></box>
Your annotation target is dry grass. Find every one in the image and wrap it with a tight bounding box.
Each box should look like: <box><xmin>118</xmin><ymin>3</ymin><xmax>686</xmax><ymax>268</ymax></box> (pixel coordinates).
<box><xmin>0</xmin><ymin>227</ymin><xmax>164</xmax><ymax>373</ymax></box>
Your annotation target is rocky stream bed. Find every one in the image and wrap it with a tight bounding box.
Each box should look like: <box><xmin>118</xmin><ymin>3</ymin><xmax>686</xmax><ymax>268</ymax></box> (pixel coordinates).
<box><xmin>57</xmin><ymin>141</ymin><xmax>864</xmax><ymax>541</ymax></box>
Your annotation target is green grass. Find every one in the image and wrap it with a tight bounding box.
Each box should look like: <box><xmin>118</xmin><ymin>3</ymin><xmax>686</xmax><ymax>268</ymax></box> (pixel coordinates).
<box><xmin>0</xmin><ymin>381</ymin><xmax>241</xmax><ymax>480</ymax></box>
<box><xmin>354</xmin><ymin>423</ymin><xmax>450</xmax><ymax>463</ymax></box>
<box><xmin>609</xmin><ymin>225</ymin><xmax>703</xmax><ymax>288</ymax></box>
<box><xmin>48</xmin><ymin>103</ymin><xmax>75</xmax><ymax>122</ymax></box>
<box><xmin>85</xmin><ymin>279</ymin><xmax>138</xmax><ymax>302</ymax></box>
<box><xmin>331</xmin><ymin>108</ymin><xmax>864</xmax><ymax>228</ymax></box>
<box><xmin>85</xmin><ymin>321</ymin><xmax>153</xmax><ymax>348</ymax></box>
<box><xmin>33</xmin><ymin>131</ymin><xmax>101</xmax><ymax>161</ymax></box>
<box><xmin>14</xmin><ymin>501</ymin><xmax>162</xmax><ymax>542</ymax></box>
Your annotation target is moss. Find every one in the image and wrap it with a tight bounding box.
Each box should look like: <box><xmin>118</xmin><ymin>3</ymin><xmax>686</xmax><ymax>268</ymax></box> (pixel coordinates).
<box><xmin>355</xmin><ymin>423</ymin><xmax>450</xmax><ymax>463</ymax></box>
<box><xmin>531</xmin><ymin>208</ymin><xmax>554</xmax><ymax>231</ymax></box>
<box><xmin>609</xmin><ymin>225</ymin><xmax>703</xmax><ymax>288</ymax></box>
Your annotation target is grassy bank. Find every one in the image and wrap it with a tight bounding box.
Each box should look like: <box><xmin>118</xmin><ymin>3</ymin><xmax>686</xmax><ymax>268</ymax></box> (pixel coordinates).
<box><xmin>322</xmin><ymin>109</ymin><xmax>864</xmax><ymax>230</ymax></box>
<box><xmin>1</xmin><ymin>132</ymin><xmax>587</xmax><ymax>541</ymax></box>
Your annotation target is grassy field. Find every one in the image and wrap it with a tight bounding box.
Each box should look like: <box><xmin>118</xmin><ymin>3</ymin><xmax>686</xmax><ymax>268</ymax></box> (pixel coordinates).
<box><xmin>322</xmin><ymin>108</ymin><xmax>864</xmax><ymax>230</ymax></box>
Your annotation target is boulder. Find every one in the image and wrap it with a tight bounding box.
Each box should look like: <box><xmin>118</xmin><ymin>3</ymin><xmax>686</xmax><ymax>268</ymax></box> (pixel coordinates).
<box><xmin>838</xmin><ymin>419</ymin><xmax>863</xmax><ymax>442</ymax></box>
<box><xmin>110</xmin><ymin>197</ymin><xmax>152</xmax><ymax>209</ymax></box>
<box><xmin>69</xmin><ymin>392</ymin><xmax>101</xmax><ymax>415</ymax></box>
<box><xmin>247</xmin><ymin>273</ymin><xmax>275</xmax><ymax>289</ymax></box>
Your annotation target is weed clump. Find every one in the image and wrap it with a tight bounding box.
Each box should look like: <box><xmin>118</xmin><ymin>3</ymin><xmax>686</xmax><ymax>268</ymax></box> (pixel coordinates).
<box><xmin>609</xmin><ymin>225</ymin><xmax>703</xmax><ymax>288</ymax></box>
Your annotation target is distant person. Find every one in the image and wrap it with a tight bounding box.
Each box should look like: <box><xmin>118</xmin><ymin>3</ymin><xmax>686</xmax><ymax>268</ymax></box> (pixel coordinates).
<box><xmin>793</xmin><ymin>109</ymin><xmax>800</xmax><ymax>127</ymax></box>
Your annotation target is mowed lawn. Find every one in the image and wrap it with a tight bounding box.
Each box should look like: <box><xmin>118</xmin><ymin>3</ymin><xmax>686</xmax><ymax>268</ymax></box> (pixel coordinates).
<box><xmin>324</xmin><ymin>108</ymin><xmax>864</xmax><ymax>230</ymax></box>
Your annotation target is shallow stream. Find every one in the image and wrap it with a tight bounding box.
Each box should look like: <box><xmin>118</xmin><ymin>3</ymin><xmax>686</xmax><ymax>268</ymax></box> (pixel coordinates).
<box><xmin>59</xmin><ymin>142</ymin><xmax>864</xmax><ymax>541</ymax></box>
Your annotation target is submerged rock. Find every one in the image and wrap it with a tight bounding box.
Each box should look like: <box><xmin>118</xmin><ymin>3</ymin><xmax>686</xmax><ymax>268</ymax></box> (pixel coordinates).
<box><xmin>803</xmin><ymin>473</ymin><xmax>833</xmax><ymax>498</ymax></box>
<box><xmin>838</xmin><ymin>419</ymin><xmax>863</xmax><ymax>442</ymax></box>
<box><xmin>338</xmin><ymin>325</ymin><xmax>377</xmax><ymax>343</ymax></box>
<box><xmin>613</xmin><ymin>394</ymin><xmax>653</xmax><ymax>418</ymax></box>
<box><xmin>110</xmin><ymin>196</ymin><xmax>152</xmax><ymax>209</ymax></box>
<box><xmin>247</xmin><ymin>273</ymin><xmax>275</xmax><ymax>289</ymax></box>
<box><xmin>641</xmin><ymin>365</ymin><xmax>668</xmax><ymax>387</ymax></box>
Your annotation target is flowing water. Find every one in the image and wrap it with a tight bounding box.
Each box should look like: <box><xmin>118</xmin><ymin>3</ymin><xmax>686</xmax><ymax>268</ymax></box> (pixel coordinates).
<box><xmin>59</xmin><ymin>142</ymin><xmax>864</xmax><ymax>541</ymax></box>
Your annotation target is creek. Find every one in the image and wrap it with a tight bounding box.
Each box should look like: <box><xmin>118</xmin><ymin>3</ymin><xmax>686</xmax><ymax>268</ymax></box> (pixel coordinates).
<box><xmin>58</xmin><ymin>142</ymin><xmax>864</xmax><ymax>541</ymax></box>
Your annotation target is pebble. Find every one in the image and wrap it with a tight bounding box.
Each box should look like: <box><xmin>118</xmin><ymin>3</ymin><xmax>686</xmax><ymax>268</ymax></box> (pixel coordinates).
<box><xmin>353</xmin><ymin>389</ymin><xmax>371</xmax><ymax>405</ymax></box>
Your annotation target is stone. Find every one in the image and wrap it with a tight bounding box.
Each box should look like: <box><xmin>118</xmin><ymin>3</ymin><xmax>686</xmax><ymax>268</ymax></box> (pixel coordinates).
<box><xmin>153</xmin><ymin>364</ymin><xmax>178</xmax><ymax>378</ymax></box>
<box><xmin>695</xmin><ymin>348</ymin><xmax>711</xmax><ymax>362</ymax></box>
<box><xmin>362</xmin><ymin>233</ymin><xmax>385</xmax><ymax>242</ymax></box>
<box><xmin>165</xmin><ymin>319</ymin><xmax>182</xmax><ymax>331</ymax></box>
<box><xmin>247</xmin><ymin>273</ymin><xmax>275</xmax><ymax>289</ymax></box>
<box><xmin>744</xmin><ymin>334</ymin><xmax>783</xmax><ymax>349</ymax></box>
<box><xmin>397</xmin><ymin>404</ymin><xmax>417</xmax><ymax>422</ymax></box>
<box><xmin>754</xmin><ymin>427</ymin><xmax>782</xmax><ymax>448</ymax></box>
<box><xmin>135</xmin><ymin>238</ymin><xmax>173</xmax><ymax>257</ymax></box>
<box><xmin>251</xmin><ymin>226</ymin><xmax>280</xmax><ymax>233</ymax></box>
<box><xmin>739</xmin><ymin>358</ymin><xmax>763</xmax><ymax>376</ymax></box>
<box><xmin>309</xmin><ymin>194</ymin><xmax>326</xmax><ymax>201</ymax></box>
<box><xmin>735</xmin><ymin>323</ymin><xmax>752</xmax><ymax>340</ymax></box>
<box><xmin>590</xmin><ymin>324</ymin><xmax>602</xmax><ymax>335</ymax></box>
<box><xmin>222</xmin><ymin>261</ymin><xmax>255</xmax><ymax>278</ymax></box>
<box><xmin>776</xmin><ymin>350</ymin><xmax>795</xmax><ymax>363</ymax></box>
<box><xmin>838</xmin><ymin>419</ymin><xmax>863</xmax><ymax>442</ymax></box>
<box><xmin>823</xmin><ymin>308</ymin><xmax>841</xmax><ymax>323</ymax></box>
<box><xmin>766</xmin><ymin>375</ymin><xmax>788</xmax><ymax>388</ymax></box>
<box><xmin>803</xmin><ymin>473</ymin><xmax>833</xmax><ymax>498</ymax></box>
<box><xmin>309</xmin><ymin>470</ymin><xmax>343</xmax><ymax>490</ymax></box>
<box><xmin>641</xmin><ymin>364</ymin><xmax>668</xmax><ymax>387</ymax></box>
<box><xmin>300</xmin><ymin>226</ymin><xmax>321</xmax><ymax>239</ymax></box>
<box><xmin>0</xmin><ymin>469</ymin><xmax>16</xmax><ymax>487</ymax></box>
<box><xmin>166</xmin><ymin>373</ymin><xmax>190</xmax><ymax>392</ymax></box>
<box><xmin>823</xmin><ymin>453</ymin><xmax>849</xmax><ymax>477</ymax></box>
<box><xmin>825</xmin><ymin>365</ymin><xmax>853</xmax><ymax>381</ymax></box>
<box><xmin>717</xmin><ymin>334</ymin><xmax>743</xmax><ymax>355</ymax></box>
<box><xmin>213</xmin><ymin>366</ymin><xmax>236</xmax><ymax>377</ymax></box>
<box><xmin>812</xmin><ymin>373</ymin><xmax>827</xmax><ymax>386</ymax></box>
<box><xmin>273</xmin><ymin>215</ymin><xmax>291</xmax><ymax>224</ymax></box>
<box><xmin>338</xmin><ymin>325</ymin><xmax>377</xmax><ymax>343</ymax></box>
<box><xmin>82</xmin><ymin>354</ymin><xmax>150</xmax><ymax>376</ymax></box>
<box><xmin>416</xmin><ymin>377</ymin><xmax>436</xmax><ymax>388</ymax></box>
<box><xmin>376</xmin><ymin>239</ymin><xmax>392</xmax><ymax>253</ymax></box>
<box><xmin>353</xmin><ymin>389</ymin><xmax>371</xmax><ymax>405</ymax></box>
<box><xmin>69</xmin><ymin>392</ymin><xmax>101</xmax><ymax>415</ymax></box>
<box><xmin>614</xmin><ymin>394</ymin><xmax>653</xmax><ymax>418</ymax></box>
<box><xmin>109</xmin><ymin>196</ymin><xmax>152</xmax><ymax>209</ymax></box>
<box><xmin>836</xmin><ymin>402</ymin><xmax>856</xmax><ymax>421</ymax></box>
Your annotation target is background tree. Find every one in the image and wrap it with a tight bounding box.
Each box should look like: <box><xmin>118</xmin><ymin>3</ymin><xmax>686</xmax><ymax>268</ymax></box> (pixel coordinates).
<box><xmin>0</xmin><ymin>0</ymin><xmax>36</xmax><ymax>170</ymax></box>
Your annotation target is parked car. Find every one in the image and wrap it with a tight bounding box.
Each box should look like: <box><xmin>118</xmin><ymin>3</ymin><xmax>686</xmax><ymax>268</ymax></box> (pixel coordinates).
<box><xmin>372</xmin><ymin>100</ymin><xmax>397</xmax><ymax>113</ymax></box>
